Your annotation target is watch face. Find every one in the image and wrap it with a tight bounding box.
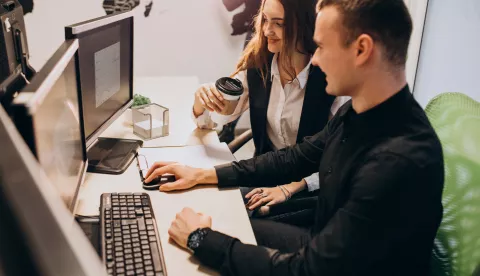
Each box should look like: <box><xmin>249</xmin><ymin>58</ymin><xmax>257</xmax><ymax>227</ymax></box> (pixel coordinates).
<box><xmin>188</xmin><ymin>228</ymin><xmax>208</xmax><ymax>250</ymax></box>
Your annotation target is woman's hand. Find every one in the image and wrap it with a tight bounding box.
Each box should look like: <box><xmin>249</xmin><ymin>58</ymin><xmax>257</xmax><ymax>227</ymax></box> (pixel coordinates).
<box><xmin>245</xmin><ymin>187</ymin><xmax>288</xmax><ymax>210</ymax></box>
<box><xmin>193</xmin><ymin>83</ymin><xmax>225</xmax><ymax>116</ymax></box>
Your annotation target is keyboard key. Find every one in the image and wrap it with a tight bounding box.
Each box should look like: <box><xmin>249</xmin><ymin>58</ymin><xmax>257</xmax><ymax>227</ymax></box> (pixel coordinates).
<box><xmin>140</xmin><ymin>235</ymin><xmax>148</xmax><ymax>240</ymax></box>
<box><xmin>142</xmin><ymin>199</ymin><xmax>150</xmax><ymax>206</ymax></box>
<box><xmin>124</xmin><ymin>244</ymin><xmax>132</xmax><ymax>249</ymax></box>
<box><xmin>126</xmin><ymin>264</ymin><xmax>135</xmax><ymax>271</ymax></box>
<box><xmin>136</xmin><ymin>269</ymin><xmax>145</xmax><ymax>275</ymax></box>
<box><xmin>106</xmin><ymin>249</ymin><xmax>113</xmax><ymax>255</ymax></box>
<box><xmin>149</xmin><ymin>236</ymin><xmax>157</xmax><ymax>242</ymax></box>
<box><xmin>150</xmin><ymin>243</ymin><xmax>163</xmax><ymax>272</ymax></box>
<box><xmin>145</xmin><ymin>219</ymin><xmax>154</xmax><ymax>225</ymax></box>
<box><xmin>123</xmin><ymin>234</ymin><xmax>131</xmax><ymax>239</ymax></box>
<box><xmin>107</xmin><ymin>262</ymin><xmax>114</xmax><ymax>268</ymax></box>
<box><xmin>144</xmin><ymin>255</ymin><xmax>152</xmax><ymax>260</ymax></box>
<box><xmin>133</xmin><ymin>242</ymin><xmax>142</xmax><ymax>248</ymax></box>
<box><xmin>141</xmin><ymin>240</ymin><xmax>149</xmax><ymax>245</ymax></box>
<box><xmin>133</xmin><ymin>247</ymin><xmax>141</xmax><ymax>253</ymax></box>
<box><xmin>106</xmin><ymin>244</ymin><xmax>113</xmax><ymax>250</ymax></box>
<box><xmin>132</xmin><ymin>238</ymin><xmax>140</xmax><ymax>243</ymax></box>
<box><xmin>107</xmin><ymin>268</ymin><xmax>114</xmax><ymax>275</ymax></box>
<box><xmin>134</xmin><ymin>258</ymin><xmax>143</xmax><ymax>264</ymax></box>
<box><xmin>148</xmin><ymin>231</ymin><xmax>156</xmax><ymax>236</ymax></box>
<box><xmin>146</xmin><ymin>272</ymin><xmax>155</xmax><ymax>276</ymax></box>
<box><xmin>131</xmin><ymin>233</ymin><xmax>139</xmax><ymax>239</ymax></box>
<box><xmin>134</xmin><ymin>252</ymin><xmax>142</xmax><ymax>258</ymax></box>
<box><xmin>124</xmin><ymin>248</ymin><xmax>132</xmax><ymax>254</ymax></box>
<box><xmin>144</xmin><ymin>260</ymin><xmax>152</xmax><ymax>266</ymax></box>
<box><xmin>129</xmin><ymin>215</ymin><xmax>136</xmax><ymax>219</ymax></box>
<box><xmin>124</xmin><ymin>239</ymin><xmax>131</xmax><ymax>244</ymax></box>
<box><xmin>145</xmin><ymin>265</ymin><xmax>154</xmax><ymax>271</ymax></box>
<box><xmin>113</xmin><ymin>215</ymin><xmax>121</xmax><ymax>220</ymax></box>
<box><xmin>126</xmin><ymin>271</ymin><xmax>135</xmax><ymax>276</ymax></box>
<box><xmin>125</xmin><ymin>254</ymin><xmax>133</xmax><ymax>260</ymax></box>
<box><xmin>146</xmin><ymin>225</ymin><xmax>155</xmax><ymax>231</ymax></box>
<box><xmin>106</xmin><ymin>233</ymin><xmax>112</xmax><ymax>239</ymax></box>
<box><xmin>115</xmin><ymin>257</ymin><xmax>124</xmax><ymax>263</ymax></box>
<box><xmin>143</xmin><ymin>249</ymin><xmax>150</xmax><ymax>255</ymax></box>
<box><xmin>116</xmin><ymin>252</ymin><xmax>124</xmax><ymax>257</ymax></box>
<box><xmin>145</xmin><ymin>214</ymin><xmax>152</xmax><ymax>219</ymax></box>
<box><xmin>140</xmin><ymin>231</ymin><xmax>147</xmax><ymax>236</ymax></box>
<box><xmin>107</xmin><ymin>254</ymin><xmax>113</xmax><ymax>261</ymax></box>
<box><xmin>116</xmin><ymin>262</ymin><xmax>124</xmax><ymax>268</ymax></box>
<box><xmin>142</xmin><ymin>244</ymin><xmax>150</xmax><ymax>250</ymax></box>
<box><xmin>116</xmin><ymin>268</ymin><xmax>125</xmax><ymax>274</ymax></box>
<box><xmin>131</xmin><ymin>229</ymin><xmax>139</xmax><ymax>234</ymax></box>
<box><xmin>115</xmin><ymin>246</ymin><xmax>122</xmax><ymax>252</ymax></box>
<box><xmin>125</xmin><ymin>259</ymin><xmax>134</xmax><ymax>265</ymax></box>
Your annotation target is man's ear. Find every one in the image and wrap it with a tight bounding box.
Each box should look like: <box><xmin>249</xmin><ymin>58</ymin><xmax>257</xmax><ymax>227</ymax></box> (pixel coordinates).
<box><xmin>354</xmin><ymin>34</ymin><xmax>374</xmax><ymax>66</ymax></box>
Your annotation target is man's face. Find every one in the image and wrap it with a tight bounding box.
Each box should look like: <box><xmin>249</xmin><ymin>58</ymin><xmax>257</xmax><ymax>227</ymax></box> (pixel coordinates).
<box><xmin>312</xmin><ymin>7</ymin><xmax>358</xmax><ymax>97</ymax></box>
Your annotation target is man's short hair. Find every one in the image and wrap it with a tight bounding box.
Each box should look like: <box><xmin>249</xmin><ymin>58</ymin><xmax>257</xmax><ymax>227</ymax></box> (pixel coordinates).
<box><xmin>317</xmin><ymin>0</ymin><xmax>413</xmax><ymax>67</ymax></box>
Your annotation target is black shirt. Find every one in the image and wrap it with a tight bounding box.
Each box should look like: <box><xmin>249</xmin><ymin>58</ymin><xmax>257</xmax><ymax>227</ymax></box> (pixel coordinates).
<box><xmin>195</xmin><ymin>86</ymin><xmax>444</xmax><ymax>276</ymax></box>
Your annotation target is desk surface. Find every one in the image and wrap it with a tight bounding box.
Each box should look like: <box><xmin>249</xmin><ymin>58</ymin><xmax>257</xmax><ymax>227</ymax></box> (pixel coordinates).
<box><xmin>75</xmin><ymin>77</ymin><xmax>256</xmax><ymax>276</ymax></box>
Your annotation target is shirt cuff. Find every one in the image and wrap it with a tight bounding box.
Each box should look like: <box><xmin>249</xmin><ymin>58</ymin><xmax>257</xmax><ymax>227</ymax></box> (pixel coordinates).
<box><xmin>191</xmin><ymin>107</ymin><xmax>216</xmax><ymax>129</ymax></box>
<box><xmin>304</xmin><ymin>173</ymin><xmax>320</xmax><ymax>191</ymax></box>
<box><xmin>193</xmin><ymin>229</ymin><xmax>237</xmax><ymax>270</ymax></box>
<box><xmin>214</xmin><ymin>163</ymin><xmax>238</xmax><ymax>188</ymax></box>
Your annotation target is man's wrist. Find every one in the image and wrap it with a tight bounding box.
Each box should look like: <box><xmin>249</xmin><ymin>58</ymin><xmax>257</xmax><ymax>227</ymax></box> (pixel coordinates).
<box><xmin>196</xmin><ymin>168</ymin><xmax>219</xmax><ymax>185</ymax></box>
<box><xmin>187</xmin><ymin>227</ymin><xmax>211</xmax><ymax>252</ymax></box>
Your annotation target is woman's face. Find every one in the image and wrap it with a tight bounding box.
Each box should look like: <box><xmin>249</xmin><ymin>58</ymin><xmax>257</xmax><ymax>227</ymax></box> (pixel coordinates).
<box><xmin>262</xmin><ymin>0</ymin><xmax>285</xmax><ymax>53</ymax></box>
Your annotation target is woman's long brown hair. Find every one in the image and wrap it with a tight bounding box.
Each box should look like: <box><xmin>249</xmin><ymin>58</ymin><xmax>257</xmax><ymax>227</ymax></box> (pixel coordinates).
<box><xmin>232</xmin><ymin>0</ymin><xmax>317</xmax><ymax>85</ymax></box>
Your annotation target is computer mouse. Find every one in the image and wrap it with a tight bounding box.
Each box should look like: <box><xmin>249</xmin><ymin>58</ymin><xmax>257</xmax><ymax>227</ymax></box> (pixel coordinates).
<box><xmin>142</xmin><ymin>175</ymin><xmax>176</xmax><ymax>190</ymax></box>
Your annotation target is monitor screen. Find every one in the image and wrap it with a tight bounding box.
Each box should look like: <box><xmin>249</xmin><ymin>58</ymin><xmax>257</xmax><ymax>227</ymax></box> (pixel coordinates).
<box><xmin>12</xmin><ymin>39</ymin><xmax>86</xmax><ymax>212</ymax></box>
<box><xmin>65</xmin><ymin>11</ymin><xmax>133</xmax><ymax>148</ymax></box>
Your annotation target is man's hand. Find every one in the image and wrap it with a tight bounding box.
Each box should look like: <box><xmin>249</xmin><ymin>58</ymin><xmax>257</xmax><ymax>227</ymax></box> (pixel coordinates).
<box><xmin>168</xmin><ymin>208</ymin><xmax>212</xmax><ymax>249</ymax></box>
<box><xmin>144</xmin><ymin>162</ymin><xmax>219</xmax><ymax>192</ymax></box>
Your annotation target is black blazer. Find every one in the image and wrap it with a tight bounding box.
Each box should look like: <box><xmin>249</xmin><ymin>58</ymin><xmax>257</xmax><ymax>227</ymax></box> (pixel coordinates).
<box><xmin>246</xmin><ymin>57</ymin><xmax>335</xmax><ymax>156</ymax></box>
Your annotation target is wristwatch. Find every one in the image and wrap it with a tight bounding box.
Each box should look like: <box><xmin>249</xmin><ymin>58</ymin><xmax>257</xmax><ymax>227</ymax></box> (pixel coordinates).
<box><xmin>187</xmin><ymin>228</ymin><xmax>211</xmax><ymax>251</ymax></box>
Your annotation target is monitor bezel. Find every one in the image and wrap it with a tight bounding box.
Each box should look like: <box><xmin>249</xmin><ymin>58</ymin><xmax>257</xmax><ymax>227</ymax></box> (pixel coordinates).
<box><xmin>12</xmin><ymin>39</ymin><xmax>88</xmax><ymax>213</ymax></box>
<box><xmin>65</xmin><ymin>11</ymin><xmax>134</xmax><ymax>150</ymax></box>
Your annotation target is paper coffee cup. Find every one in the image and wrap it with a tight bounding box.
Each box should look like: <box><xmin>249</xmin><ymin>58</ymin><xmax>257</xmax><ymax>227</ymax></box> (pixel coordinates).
<box><xmin>211</xmin><ymin>77</ymin><xmax>244</xmax><ymax>125</ymax></box>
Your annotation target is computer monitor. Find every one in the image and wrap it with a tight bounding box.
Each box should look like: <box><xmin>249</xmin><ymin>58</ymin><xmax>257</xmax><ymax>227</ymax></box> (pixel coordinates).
<box><xmin>65</xmin><ymin>11</ymin><xmax>141</xmax><ymax>175</ymax></box>
<box><xmin>0</xmin><ymin>0</ymin><xmax>35</xmax><ymax>106</ymax></box>
<box><xmin>10</xmin><ymin>39</ymin><xmax>87</xmax><ymax>212</ymax></box>
<box><xmin>0</xmin><ymin>103</ymin><xmax>105</xmax><ymax>276</ymax></box>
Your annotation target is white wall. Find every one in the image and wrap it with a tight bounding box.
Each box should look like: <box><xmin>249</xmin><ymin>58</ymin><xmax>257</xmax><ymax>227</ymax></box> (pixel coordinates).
<box><xmin>24</xmin><ymin>0</ymin><xmax>246</xmax><ymax>84</ymax></box>
<box><xmin>404</xmin><ymin>0</ymin><xmax>428</xmax><ymax>89</ymax></box>
<box><xmin>413</xmin><ymin>0</ymin><xmax>480</xmax><ymax>107</ymax></box>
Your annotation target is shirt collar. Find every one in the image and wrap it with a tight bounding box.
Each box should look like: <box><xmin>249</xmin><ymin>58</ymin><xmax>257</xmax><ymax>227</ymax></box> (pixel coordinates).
<box><xmin>342</xmin><ymin>85</ymin><xmax>412</xmax><ymax>130</ymax></box>
<box><xmin>270</xmin><ymin>53</ymin><xmax>312</xmax><ymax>89</ymax></box>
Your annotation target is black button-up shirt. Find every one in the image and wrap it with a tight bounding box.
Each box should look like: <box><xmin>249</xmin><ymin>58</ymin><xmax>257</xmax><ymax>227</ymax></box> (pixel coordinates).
<box><xmin>195</xmin><ymin>86</ymin><xmax>444</xmax><ymax>276</ymax></box>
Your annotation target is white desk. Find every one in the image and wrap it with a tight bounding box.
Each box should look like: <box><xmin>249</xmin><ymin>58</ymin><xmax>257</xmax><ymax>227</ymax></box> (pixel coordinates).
<box><xmin>75</xmin><ymin>77</ymin><xmax>257</xmax><ymax>276</ymax></box>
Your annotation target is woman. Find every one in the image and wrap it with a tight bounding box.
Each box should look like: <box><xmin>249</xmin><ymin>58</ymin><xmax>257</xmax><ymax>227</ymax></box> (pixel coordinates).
<box><xmin>192</xmin><ymin>0</ymin><xmax>349</xmax><ymax>211</ymax></box>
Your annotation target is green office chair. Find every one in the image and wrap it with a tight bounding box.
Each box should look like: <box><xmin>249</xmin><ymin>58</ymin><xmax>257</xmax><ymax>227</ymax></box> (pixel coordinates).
<box><xmin>425</xmin><ymin>93</ymin><xmax>480</xmax><ymax>276</ymax></box>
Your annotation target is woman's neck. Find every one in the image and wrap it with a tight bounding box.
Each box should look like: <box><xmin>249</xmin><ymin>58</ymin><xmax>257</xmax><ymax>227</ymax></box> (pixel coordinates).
<box><xmin>278</xmin><ymin>51</ymin><xmax>310</xmax><ymax>85</ymax></box>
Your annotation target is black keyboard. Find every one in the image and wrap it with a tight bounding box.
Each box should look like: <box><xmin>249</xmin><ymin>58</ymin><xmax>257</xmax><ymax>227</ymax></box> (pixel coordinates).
<box><xmin>100</xmin><ymin>193</ymin><xmax>165</xmax><ymax>276</ymax></box>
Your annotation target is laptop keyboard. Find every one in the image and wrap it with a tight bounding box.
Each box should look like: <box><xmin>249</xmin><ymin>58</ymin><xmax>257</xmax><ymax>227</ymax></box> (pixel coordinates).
<box><xmin>100</xmin><ymin>193</ymin><xmax>165</xmax><ymax>276</ymax></box>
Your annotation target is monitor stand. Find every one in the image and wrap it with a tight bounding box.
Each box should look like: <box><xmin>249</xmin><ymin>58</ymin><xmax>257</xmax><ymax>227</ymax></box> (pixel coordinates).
<box><xmin>87</xmin><ymin>137</ymin><xmax>143</xmax><ymax>175</ymax></box>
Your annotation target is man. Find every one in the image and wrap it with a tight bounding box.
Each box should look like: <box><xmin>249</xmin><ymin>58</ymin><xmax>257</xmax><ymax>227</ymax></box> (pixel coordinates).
<box><xmin>144</xmin><ymin>0</ymin><xmax>445</xmax><ymax>275</ymax></box>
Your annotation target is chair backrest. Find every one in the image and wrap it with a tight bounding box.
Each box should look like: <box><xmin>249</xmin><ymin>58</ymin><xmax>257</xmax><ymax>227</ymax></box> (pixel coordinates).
<box><xmin>425</xmin><ymin>93</ymin><xmax>480</xmax><ymax>276</ymax></box>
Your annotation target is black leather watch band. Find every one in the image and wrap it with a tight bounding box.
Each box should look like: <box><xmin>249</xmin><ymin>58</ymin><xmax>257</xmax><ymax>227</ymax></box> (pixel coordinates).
<box><xmin>187</xmin><ymin>228</ymin><xmax>211</xmax><ymax>251</ymax></box>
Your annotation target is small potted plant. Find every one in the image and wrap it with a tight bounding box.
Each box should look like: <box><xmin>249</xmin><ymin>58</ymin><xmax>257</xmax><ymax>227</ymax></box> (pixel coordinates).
<box><xmin>125</xmin><ymin>94</ymin><xmax>151</xmax><ymax>125</ymax></box>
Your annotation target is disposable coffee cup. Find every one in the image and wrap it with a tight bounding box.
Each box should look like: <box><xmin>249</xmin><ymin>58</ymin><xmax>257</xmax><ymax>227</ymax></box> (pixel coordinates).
<box><xmin>210</xmin><ymin>77</ymin><xmax>244</xmax><ymax>125</ymax></box>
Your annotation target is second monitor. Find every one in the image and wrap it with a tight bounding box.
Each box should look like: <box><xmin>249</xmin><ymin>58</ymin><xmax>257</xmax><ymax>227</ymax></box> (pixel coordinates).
<box><xmin>65</xmin><ymin>11</ymin><xmax>142</xmax><ymax>175</ymax></box>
